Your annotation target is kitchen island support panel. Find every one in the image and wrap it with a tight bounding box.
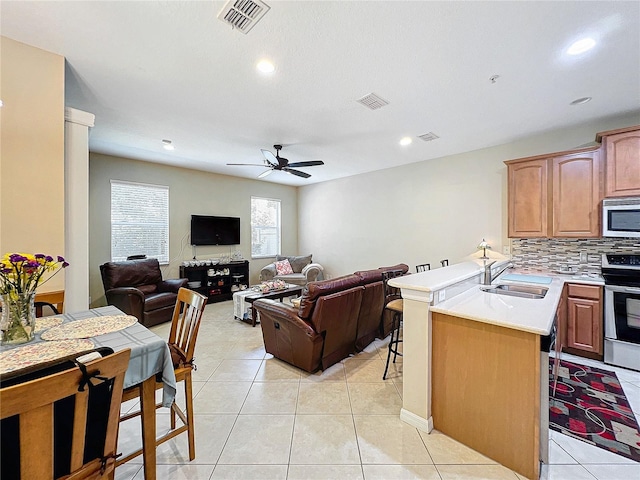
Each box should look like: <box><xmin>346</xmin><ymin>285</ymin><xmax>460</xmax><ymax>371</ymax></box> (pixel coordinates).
<box><xmin>432</xmin><ymin>312</ymin><xmax>541</xmax><ymax>480</ymax></box>
<box><xmin>400</xmin><ymin>298</ymin><xmax>433</xmax><ymax>432</ymax></box>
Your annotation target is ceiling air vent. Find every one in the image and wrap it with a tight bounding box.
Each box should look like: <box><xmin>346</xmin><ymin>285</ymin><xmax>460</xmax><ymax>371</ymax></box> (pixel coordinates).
<box><xmin>217</xmin><ymin>0</ymin><xmax>270</xmax><ymax>34</ymax></box>
<box><xmin>356</xmin><ymin>93</ymin><xmax>390</xmax><ymax>110</ymax></box>
<box><xmin>417</xmin><ymin>132</ymin><xmax>440</xmax><ymax>142</ymax></box>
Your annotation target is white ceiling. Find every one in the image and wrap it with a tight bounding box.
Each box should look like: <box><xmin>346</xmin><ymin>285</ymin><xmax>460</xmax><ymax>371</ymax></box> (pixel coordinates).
<box><xmin>2</xmin><ymin>1</ymin><xmax>639</xmax><ymax>186</ymax></box>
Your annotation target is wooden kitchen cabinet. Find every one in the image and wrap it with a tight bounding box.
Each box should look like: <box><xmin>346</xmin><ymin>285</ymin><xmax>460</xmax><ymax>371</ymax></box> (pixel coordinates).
<box><xmin>507</xmin><ymin>158</ymin><xmax>549</xmax><ymax>237</ymax></box>
<box><xmin>564</xmin><ymin>283</ymin><xmax>603</xmax><ymax>359</ymax></box>
<box><xmin>506</xmin><ymin>146</ymin><xmax>601</xmax><ymax>238</ymax></box>
<box><xmin>557</xmin><ymin>284</ymin><xmax>567</xmax><ymax>351</ymax></box>
<box><xmin>599</xmin><ymin>126</ymin><xmax>640</xmax><ymax>197</ymax></box>
<box><xmin>552</xmin><ymin>150</ymin><xmax>602</xmax><ymax>237</ymax></box>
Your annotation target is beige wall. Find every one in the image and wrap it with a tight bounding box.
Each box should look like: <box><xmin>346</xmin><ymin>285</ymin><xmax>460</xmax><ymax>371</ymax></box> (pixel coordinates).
<box><xmin>298</xmin><ymin>112</ymin><xmax>640</xmax><ymax>278</ymax></box>
<box><xmin>0</xmin><ymin>36</ymin><xmax>65</xmax><ymax>291</ymax></box>
<box><xmin>89</xmin><ymin>153</ymin><xmax>298</xmax><ymax>307</ymax></box>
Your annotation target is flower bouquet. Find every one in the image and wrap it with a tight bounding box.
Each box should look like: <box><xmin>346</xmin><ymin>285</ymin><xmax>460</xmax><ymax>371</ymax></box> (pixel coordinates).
<box><xmin>0</xmin><ymin>253</ymin><xmax>69</xmax><ymax>344</ymax></box>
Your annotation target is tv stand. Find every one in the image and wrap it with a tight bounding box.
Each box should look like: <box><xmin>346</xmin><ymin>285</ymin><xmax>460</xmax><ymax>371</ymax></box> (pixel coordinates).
<box><xmin>179</xmin><ymin>260</ymin><xmax>249</xmax><ymax>303</ymax></box>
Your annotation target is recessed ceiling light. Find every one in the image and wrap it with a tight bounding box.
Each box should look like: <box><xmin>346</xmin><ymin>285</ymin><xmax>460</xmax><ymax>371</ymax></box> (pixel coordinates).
<box><xmin>256</xmin><ymin>59</ymin><xmax>275</xmax><ymax>74</ymax></box>
<box><xmin>162</xmin><ymin>139</ymin><xmax>175</xmax><ymax>151</ymax></box>
<box><xmin>570</xmin><ymin>97</ymin><xmax>592</xmax><ymax>106</ymax></box>
<box><xmin>567</xmin><ymin>38</ymin><xmax>596</xmax><ymax>55</ymax></box>
<box><xmin>400</xmin><ymin>137</ymin><xmax>412</xmax><ymax>146</ymax></box>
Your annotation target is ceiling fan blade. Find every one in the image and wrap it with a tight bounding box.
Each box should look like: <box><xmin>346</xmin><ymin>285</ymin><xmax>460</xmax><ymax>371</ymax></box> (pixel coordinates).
<box><xmin>227</xmin><ymin>163</ymin><xmax>268</xmax><ymax>166</ymax></box>
<box><xmin>286</xmin><ymin>160</ymin><xmax>325</xmax><ymax>168</ymax></box>
<box><xmin>261</xmin><ymin>149</ymin><xmax>278</xmax><ymax>166</ymax></box>
<box><xmin>258</xmin><ymin>169</ymin><xmax>273</xmax><ymax>179</ymax></box>
<box><xmin>284</xmin><ymin>168</ymin><xmax>311</xmax><ymax>178</ymax></box>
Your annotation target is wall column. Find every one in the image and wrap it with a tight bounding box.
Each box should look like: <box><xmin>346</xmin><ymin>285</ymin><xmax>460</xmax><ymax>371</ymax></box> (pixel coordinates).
<box><xmin>64</xmin><ymin>107</ymin><xmax>95</xmax><ymax>312</ymax></box>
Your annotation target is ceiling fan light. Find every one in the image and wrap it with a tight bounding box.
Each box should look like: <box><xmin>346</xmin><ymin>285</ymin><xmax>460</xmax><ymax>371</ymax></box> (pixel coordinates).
<box><xmin>258</xmin><ymin>169</ymin><xmax>273</xmax><ymax>178</ymax></box>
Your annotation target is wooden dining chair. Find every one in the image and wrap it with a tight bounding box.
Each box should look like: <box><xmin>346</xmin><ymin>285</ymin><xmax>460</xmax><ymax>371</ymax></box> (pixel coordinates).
<box><xmin>118</xmin><ymin>287</ymin><xmax>207</xmax><ymax>463</ymax></box>
<box><xmin>35</xmin><ymin>290</ymin><xmax>65</xmax><ymax>316</ymax></box>
<box><xmin>0</xmin><ymin>348</ymin><xmax>130</xmax><ymax>480</ymax></box>
<box><xmin>416</xmin><ymin>263</ymin><xmax>431</xmax><ymax>273</ymax></box>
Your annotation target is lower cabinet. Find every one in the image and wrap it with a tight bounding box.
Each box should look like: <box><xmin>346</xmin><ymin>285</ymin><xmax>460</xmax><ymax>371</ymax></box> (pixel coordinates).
<box><xmin>564</xmin><ymin>283</ymin><xmax>603</xmax><ymax>359</ymax></box>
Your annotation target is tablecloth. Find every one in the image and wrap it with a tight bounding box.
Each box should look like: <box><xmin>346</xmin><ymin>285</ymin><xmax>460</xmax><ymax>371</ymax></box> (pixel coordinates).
<box><xmin>0</xmin><ymin>305</ymin><xmax>177</xmax><ymax>407</ymax></box>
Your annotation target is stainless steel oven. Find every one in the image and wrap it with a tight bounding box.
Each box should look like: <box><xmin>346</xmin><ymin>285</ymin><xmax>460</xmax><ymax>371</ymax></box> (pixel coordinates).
<box><xmin>602</xmin><ymin>253</ymin><xmax>640</xmax><ymax>371</ymax></box>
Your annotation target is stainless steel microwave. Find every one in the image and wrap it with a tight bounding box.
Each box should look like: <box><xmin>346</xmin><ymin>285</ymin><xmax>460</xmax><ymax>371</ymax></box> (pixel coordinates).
<box><xmin>603</xmin><ymin>197</ymin><xmax>640</xmax><ymax>238</ymax></box>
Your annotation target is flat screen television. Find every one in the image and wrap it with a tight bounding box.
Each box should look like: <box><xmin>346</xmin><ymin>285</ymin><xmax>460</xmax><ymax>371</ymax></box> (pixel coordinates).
<box><xmin>190</xmin><ymin>215</ymin><xmax>240</xmax><ymax>246</ymax></box>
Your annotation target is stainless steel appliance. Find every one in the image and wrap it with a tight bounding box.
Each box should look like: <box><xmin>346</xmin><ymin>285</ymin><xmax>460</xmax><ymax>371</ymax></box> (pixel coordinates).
<box><xmin>602</xmin><ymin>197</ymin><xmax>640</xmax><ymax>238</ymax></box>
<box><xmin>602</xmin><ymin>253</ymin><xmax>640</xmax><ymax>371</ymax></box>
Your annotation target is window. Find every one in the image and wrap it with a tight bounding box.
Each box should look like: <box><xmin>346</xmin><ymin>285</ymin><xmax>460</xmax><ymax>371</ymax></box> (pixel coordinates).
<box><xmin>251</xmin><ymin>197</ymin><xmax>281</xmax><ymax>258</ymax></box>
<box><xmin>110</xmin><ymin>180</ymin><xmax>169</xmax><ymax>263</ymax></box>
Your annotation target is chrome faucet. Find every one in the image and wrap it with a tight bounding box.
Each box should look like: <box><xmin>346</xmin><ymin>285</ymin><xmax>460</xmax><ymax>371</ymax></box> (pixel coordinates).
<box><xmin>482</xmin><ymin>261</ymin><xmax>514</xmax><ymax>285</ymax></box>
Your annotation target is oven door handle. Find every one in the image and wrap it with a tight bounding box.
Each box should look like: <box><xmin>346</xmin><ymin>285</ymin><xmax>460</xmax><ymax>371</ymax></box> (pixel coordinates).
<box><xmin>606</xmin><ymin>285</ymin><xmax>640</xmax><ymax>294</ymax></box>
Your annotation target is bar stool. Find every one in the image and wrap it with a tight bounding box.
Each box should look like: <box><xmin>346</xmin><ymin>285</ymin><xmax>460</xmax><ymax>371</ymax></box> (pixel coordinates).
<box><xmin>416</xmin><ymin>263</ymin><xmax>431</xmax><ymax>273</ymax></box>
<box><xmin>382</xmin><ymin>270</ymin><xmax>404</xmax><ymax>380</ymax></box>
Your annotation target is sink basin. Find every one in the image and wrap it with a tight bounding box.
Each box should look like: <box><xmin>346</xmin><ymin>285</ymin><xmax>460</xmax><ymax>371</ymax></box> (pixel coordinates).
<box><xmin>480</xmin><ymin>284</ymin><xmax>548</xmax><ymax>299</ymax></box>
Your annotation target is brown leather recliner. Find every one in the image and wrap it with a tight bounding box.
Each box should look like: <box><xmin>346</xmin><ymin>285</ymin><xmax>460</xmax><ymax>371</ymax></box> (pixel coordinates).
<box><xmin>254</xmin><ymin>274</ymin><xmax>365</xmax><ymax>373</ymax></box>
<box><xmin>100</xmin><ymin>258</ymin><xmax>188</xmax><ymax>327</ymax></box>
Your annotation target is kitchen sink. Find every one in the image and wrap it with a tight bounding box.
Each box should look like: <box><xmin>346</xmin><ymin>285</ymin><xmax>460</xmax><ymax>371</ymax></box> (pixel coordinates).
<box><xmin>480</xmin><ymin>284</ymin><xmax>548</xmax><ymax>299</ymax></box>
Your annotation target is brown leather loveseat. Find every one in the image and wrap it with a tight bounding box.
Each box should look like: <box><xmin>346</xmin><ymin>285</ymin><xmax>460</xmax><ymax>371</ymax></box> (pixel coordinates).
<box><xmin>100</xmin><ymin>258</ymin><xmax>188</xmax><ymax>327</ymax></box>
<box><xmin>254</xmin><ymin>264</ymin><xmax>409</xmax><ymax>372</ymax></box>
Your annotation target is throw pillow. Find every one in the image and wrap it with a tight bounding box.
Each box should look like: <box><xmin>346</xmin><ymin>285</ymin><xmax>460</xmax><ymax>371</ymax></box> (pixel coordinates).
<box><xmin>274</xmin><ymin>259</ymin><xmax>294</xmax><ymax>275</ymax></box>
<box><xmin>277</xmin><ymin>254</ymin><xmax>312</xmax><ymax>273</ymax></box>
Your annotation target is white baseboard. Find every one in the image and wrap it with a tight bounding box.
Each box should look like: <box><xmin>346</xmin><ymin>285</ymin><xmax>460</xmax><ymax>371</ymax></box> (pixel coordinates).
<box><xmin>400</xmin><ymin>408</ymin><xmax>433</xmax><ymax>433</ymax></box>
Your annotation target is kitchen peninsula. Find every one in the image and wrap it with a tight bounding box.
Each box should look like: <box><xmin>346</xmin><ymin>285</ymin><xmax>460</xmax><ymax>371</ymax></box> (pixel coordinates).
<box><xmin>390</xmin><ymin>261</ymin><xmax>564</xmax><ymax>480</ymax></box>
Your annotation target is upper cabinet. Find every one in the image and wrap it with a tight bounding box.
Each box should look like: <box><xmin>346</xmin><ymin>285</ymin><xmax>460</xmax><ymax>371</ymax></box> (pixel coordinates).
<box><xmin>597</xmin><ymin>126</ymin><xmax>640</xmax><ymax>197</ymax></box>
<box><xmin>507</xmin><ymin>158</ymin><xmax>549</xmax><ymax>237</ymax></box>
<box><xmin>506</xmin><ymin>147</ymin><xmax>601</xmax><ymax>238</ymax></box>
<box><xmin>551</xmin><ymin>150</ymin><xmax>602</xmax><ymax>237</ymax></box>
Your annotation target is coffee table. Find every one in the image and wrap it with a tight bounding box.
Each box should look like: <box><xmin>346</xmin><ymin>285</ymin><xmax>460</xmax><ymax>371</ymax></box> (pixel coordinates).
<box><xmin>236</xmin><ymin>285</ymin><xmax>303</xmax><ymax>327</ymax></box>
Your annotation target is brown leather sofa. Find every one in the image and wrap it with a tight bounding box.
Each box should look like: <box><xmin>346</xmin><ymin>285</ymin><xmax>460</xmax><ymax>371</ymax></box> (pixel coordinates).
<box><xmin>254</xmin><ymin>263</ymin><xmax>409</xmax><ymax>372</ymax></box>
<box><xmin>100</xmin><ymin>258</ymin><xmax>188</xmax><ymax>327</ymax></box>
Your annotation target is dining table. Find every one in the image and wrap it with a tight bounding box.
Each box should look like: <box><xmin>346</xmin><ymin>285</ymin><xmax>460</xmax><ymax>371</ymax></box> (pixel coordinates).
<box><xmin>0</xmin><ymin>305</ymin><xmax>176</xmax><ymax>480</ymax></box>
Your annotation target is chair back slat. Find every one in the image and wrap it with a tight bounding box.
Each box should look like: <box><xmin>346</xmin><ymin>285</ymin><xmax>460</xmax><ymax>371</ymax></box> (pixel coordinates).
<box><xmin>21</xmin><ymin>404</ymin><xmax>54</xmax><ymax>478</ymax></box>
<box><xmin>169</xmin><ymin>288</ymin><xmax>207</xmax><ymax>363</ymax></box>
<box><xmin>70</xmin><ymin>389</ymin><xmax>90</xmax><ymax>472</ymax></box>
<box><xmin>103</xmin><ymin>365</ymin><xmax>126</xmax><ymax>459</ymax></box>
<box><xmin>416</xmin><ymin>263</ymin><xmax>431</xmax><ymax>273</ymax></box>
<box><xmin>381</xmin><ymin>270</ymin><xmax>404</xmax><ymax>305</ymax></box>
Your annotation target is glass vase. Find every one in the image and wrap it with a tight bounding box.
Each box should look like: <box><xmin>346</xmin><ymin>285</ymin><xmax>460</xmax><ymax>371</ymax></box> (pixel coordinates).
<box><xmin>1</xmin><ymin>292</ymin><xmax>36</xmax><ymax>345</ymax></box>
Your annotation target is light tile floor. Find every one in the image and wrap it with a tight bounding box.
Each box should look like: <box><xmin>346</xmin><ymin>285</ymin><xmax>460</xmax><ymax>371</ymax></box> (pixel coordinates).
<box><xmin>115</xmin><ymin>301</ymin><xmax>640</xmax><ymax>480</ymax></box>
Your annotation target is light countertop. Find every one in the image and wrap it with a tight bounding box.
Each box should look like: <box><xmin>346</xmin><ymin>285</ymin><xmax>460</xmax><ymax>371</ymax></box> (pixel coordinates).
<box><xmin>393</xmin><ymin>263</ymin><xmax>603</xmax><ymax>337</ymax></box>
<box><xmin>388</xmin><ymin>260</ymin><xmax>511</xmax><ymax>292</ymax></box>
<box><xmin>429</xmin><ymin>274</ymin><xmax>564</xmax><ymax>336</ymax></box>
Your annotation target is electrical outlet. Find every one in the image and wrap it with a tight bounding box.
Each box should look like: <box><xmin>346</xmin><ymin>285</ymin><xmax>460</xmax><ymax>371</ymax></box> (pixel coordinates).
<box><xmin>438</xmin><ymin>290</ymin><xmax>446</xmax><ymax>302</ymax></box>
<box><xmin>580</xmin><ymin>251</ymin><xmax>588</xmax><ymax>263</ymax></box>
<box><xmin>503</xmin><ymin>245</ymin><xmax>511</xmax><ymax>255</ymax></box>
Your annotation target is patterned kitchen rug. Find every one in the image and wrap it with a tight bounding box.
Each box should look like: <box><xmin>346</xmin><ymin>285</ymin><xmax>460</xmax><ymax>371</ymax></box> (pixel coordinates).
<box><xmin>549</xmin><ymin>358</ymin><xmax>640</xmax><ymax>462</ymax></box>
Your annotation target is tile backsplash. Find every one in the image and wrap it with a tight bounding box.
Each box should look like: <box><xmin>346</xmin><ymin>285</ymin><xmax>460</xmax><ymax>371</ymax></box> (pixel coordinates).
<box><xmin>511</xmin><ymin>238</ymin><xmax>640</xmax><ymax>274</ymax></box>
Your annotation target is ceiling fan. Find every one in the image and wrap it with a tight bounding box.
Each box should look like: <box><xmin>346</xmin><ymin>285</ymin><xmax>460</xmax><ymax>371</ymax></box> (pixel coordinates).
<box><xmin>227</xmin><ymin>144</ymin><xmax>324</xmax><ymax>179</ymax></box>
